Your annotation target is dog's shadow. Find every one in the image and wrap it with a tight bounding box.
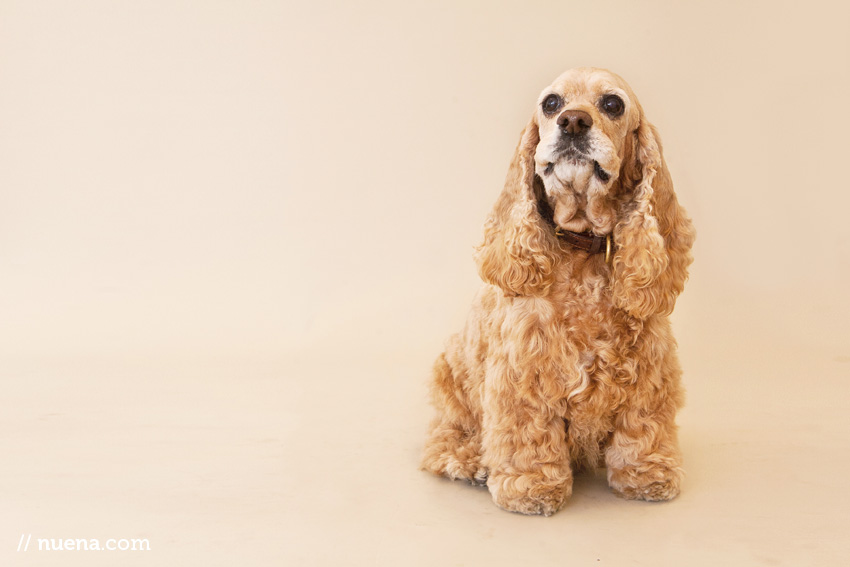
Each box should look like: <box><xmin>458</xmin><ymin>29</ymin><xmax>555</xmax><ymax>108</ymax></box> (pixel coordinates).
<box><xmin>569</xmin><ymin>468</ymin><xmax>620</xmax><ymax>508</ymax></box>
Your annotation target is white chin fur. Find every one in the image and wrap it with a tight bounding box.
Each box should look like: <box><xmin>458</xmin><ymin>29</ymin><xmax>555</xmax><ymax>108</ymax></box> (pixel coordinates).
<box><xmin>551</xmin><ymin>160</ymin><xmax>594</xmax><ymax>192</ymax></box>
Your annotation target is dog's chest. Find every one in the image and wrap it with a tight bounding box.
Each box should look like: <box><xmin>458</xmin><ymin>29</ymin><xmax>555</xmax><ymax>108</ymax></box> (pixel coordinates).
<box><xmin>493</xmin><ymin>283</ymin><xmax>640</xmax><ymax>409</ymax></box>
<box><xmin>550</xmin><ymin>290</ymin><xmax>639</xmax><ymax>410</ymax></box>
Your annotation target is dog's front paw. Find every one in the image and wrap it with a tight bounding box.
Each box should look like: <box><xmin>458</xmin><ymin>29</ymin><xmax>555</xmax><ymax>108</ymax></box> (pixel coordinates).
<box><xmin>607</xmin><ymin>463</ymin><xmax>683</xmax><ymax>502</ymax></box>
<box><xmin>487</xmin><ymin>472</ymin><xmax>572</xmax><ymax>516</ymax></box>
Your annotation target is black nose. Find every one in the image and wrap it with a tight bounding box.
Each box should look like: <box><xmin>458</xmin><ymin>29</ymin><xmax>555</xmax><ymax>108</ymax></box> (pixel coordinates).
<box><xmin>558</xmin><ymin>110</ymin><xmax>593</xmax><ymax>136</ymax></box>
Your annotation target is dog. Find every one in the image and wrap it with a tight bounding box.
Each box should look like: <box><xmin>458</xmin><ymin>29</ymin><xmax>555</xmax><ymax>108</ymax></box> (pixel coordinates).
<box><xmin>422</xmin><ymin>68</ymin><xmax>695</xmax><ymax>515</ymax></box>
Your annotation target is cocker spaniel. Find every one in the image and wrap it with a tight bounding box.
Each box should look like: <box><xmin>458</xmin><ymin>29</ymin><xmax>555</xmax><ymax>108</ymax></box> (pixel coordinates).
<box><xmin>422</xmin><ymin>68</ymin><xmax>695</xmax><ymax>515</ymax></box>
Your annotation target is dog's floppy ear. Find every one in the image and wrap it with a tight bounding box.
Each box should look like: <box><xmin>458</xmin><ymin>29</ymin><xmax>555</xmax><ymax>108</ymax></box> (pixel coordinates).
<box><xmin>611</xmin><ymin>113</ymin><xmax>695</xmax><ymax>318</ymax></box>
<box><xmin>475</xmin><ymin>118</ymin><xmax>561</xmax><ymax>297</ymax></box>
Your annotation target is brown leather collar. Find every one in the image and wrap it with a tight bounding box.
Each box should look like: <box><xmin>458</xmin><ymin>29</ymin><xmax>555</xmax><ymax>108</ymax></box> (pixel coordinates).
<box><xmin>553</xmin><ymin>227</ymin><xmax>608</xmax><ymax>254</ymax></box>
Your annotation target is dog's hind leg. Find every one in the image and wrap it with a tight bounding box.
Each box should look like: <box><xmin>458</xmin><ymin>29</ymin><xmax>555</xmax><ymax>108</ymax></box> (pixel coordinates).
<box><xmin>421</xmin><ymin>351</ymin><xmax>487</xmax><ymax>485</ymax></box>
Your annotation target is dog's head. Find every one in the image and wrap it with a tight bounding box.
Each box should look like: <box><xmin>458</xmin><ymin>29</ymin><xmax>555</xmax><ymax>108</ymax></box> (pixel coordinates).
<box><xmin>533</xmin><ymin>68</ymin><xmax>640</xmax><ymax>235</ymax></box>
<box><xmin>476</xmin><ymin>68</ymin><xmax>695</xmax><ymax>318</ymax></box>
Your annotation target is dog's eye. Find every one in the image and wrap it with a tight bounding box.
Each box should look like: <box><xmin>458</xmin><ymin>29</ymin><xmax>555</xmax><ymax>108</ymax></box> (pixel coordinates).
<box><xmin>599</xmin><ymin>94</ymin><xmax>625</xmax><ymax>118</ymax></box>
<box><xmin>541</xmin><ymin>94</ymin><xmax>563</xmax><ymax>115</ymax></box>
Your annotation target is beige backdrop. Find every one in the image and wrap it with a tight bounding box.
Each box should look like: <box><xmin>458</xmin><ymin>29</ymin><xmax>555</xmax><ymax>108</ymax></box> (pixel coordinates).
<box><xmin>2</xmin><ymin>1</ymin><xmax>849</xmax><ymax>565</ymax></box>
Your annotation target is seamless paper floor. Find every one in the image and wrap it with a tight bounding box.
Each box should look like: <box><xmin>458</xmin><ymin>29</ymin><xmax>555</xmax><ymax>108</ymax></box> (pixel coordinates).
<box><xmin>3</xmin><ymin>290</ymin><xmax>849</xmax><ymax>566</ymax></box>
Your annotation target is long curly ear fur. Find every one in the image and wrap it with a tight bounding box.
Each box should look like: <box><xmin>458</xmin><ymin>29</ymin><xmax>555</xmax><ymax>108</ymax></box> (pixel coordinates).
<box><xmin>611</xmin><ymin>115</ymin><xmax>695</xmax><ymax>318</ymax></box>
<box><xmin>475</xmin><ymin>119</ymin><xmax>561</xmax><ymax>296</ymax></box>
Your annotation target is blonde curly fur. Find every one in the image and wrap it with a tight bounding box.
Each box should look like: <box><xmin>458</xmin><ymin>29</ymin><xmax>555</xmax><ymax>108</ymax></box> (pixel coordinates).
<box><xmin>422</xmin><ymin>68</ymin><xmax>695</xmax><ymax>515</ymax></box>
